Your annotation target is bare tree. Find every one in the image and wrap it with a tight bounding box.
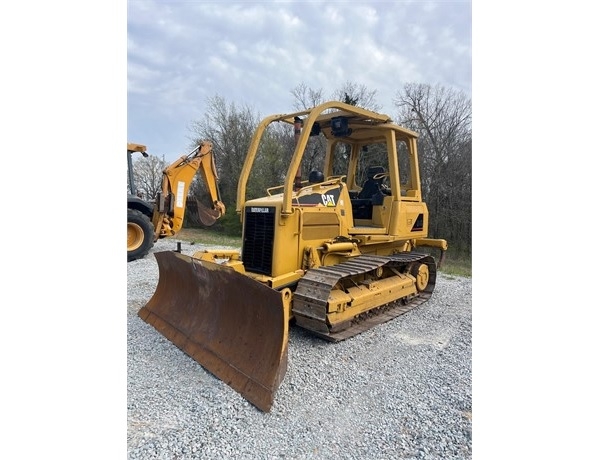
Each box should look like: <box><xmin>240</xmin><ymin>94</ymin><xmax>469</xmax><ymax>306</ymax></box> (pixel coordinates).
<box><xmin>189</xmin><ymin>95</ymin><xmax>261</xmax><ymax>207</ymax></box>
<box><xmin>290</xmin><ymin>82</ymin><xmax>325</xmax><ymax>111</ymax></box>
<box><xmin>247</xmin><ymin>123</ymin><xmax>296</xmax><ymax>197</ymax></box>
<box><xmin>331</xmin><ymin>81</ymin><xmax>382</xmax><ymax>112</ymax></box>
<box><xmin>290</xmin><ymin>81</ymin><xmax>381</xmax><ymax>112</ymax></box>
<box><xmin>394</xmin><ymin>83</ymin><xmax>472</xmax><ymax>255</ymax></box>
<box><xmin>132</xmin><ymin>154</ymin><xmax>168</xmax><ymax>200</ymax></box>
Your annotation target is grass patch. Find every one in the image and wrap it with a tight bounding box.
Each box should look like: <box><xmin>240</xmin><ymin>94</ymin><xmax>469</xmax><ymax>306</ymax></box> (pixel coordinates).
<box><xmin>175</xmin><ymin>228</ymin><xmax>242</xmax><ymax>248</ymax></box>
<box><xmin>439</xmin><ymin>257</ymin><xmax>471</xmax><ymax>278</ymax></box>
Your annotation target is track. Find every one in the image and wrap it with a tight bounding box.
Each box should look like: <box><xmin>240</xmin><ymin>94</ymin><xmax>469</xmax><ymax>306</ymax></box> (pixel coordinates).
<box><xmin>292</xmin><ymin>252</ymin><xmax>437</xmax><ymax>342</ymax></box>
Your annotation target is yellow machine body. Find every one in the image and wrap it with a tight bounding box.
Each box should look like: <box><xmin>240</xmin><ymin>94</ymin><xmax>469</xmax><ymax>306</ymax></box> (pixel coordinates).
<box><xmin>139</xmin><ymin>101</ymin><xmax>448</xmax><ymax>411</ymax></box>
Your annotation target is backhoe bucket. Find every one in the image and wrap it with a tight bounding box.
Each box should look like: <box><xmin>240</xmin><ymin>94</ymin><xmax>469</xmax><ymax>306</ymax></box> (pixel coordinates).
<box><xmin>138</xmin><ymin>251</ymin><xmax>289</xmax><ymax>412</ymax></box>
<box><xmin>185</xmin><ymin>198</ymin><xmax>221</xmax><ymax>227</ymax></box>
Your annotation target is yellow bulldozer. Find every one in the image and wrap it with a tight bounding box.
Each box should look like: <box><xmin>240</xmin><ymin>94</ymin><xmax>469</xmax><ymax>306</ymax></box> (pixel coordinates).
<box><xmin>138</xmin><ymin>101</ymin><xmax>448</xmax><ymax>411</ymax></box>
<box><xmin>127</xmin><ymin>141</ymin><xmax>226</xmax><ymax>262</ymax></box>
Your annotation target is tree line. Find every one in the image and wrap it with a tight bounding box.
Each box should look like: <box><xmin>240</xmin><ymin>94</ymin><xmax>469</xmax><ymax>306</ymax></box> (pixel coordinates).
<box><xmin>132</xmin><ymin>82</ymin><xmax>471</xmax><ymax>258</ymax></box>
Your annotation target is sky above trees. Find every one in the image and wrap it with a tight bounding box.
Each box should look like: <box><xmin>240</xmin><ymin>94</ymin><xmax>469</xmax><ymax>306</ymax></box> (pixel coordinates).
<box><xmin>127</xmin><ymin>1</ymin><xmax>472</xmax><ymax>163</ymax></box>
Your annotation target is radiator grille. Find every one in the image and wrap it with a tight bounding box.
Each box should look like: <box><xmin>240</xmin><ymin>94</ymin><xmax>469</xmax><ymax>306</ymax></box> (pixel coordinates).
<box><xmin>242</xmin><ymin>207</ymin><xmax>275</xmax><ymax>275</ymax></box>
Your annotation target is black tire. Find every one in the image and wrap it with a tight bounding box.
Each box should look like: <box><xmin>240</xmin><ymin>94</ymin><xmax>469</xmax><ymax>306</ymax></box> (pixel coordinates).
<box><xmin>127</xmin><ymin>209</ymin><xmax>155</xmax><ymax>262</ymax></box>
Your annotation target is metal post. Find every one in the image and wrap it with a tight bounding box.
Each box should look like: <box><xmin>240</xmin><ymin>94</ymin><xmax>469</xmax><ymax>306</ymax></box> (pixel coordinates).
<box><xmin>127</xmin><ymin>150</ymin><xmax>136</xmax><ymax>196</ymax></box>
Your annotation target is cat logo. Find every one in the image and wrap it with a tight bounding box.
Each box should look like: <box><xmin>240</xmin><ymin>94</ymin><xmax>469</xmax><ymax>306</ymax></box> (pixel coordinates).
<box><xmin>321</xmin><ymin>194</ymin><xmax>336</xmax><ymax>207</ymax></box>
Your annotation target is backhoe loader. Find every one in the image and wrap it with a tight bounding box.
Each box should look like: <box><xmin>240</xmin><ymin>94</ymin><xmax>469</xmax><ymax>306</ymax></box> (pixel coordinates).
<box><xmin>127</xmin><ymin>141</ymin><xmax>226</xmax><ymax>262</ymax></box>
<box><xmin>138</xmin><ymin>101</ymin><xmax>448</xmax><ymax>411</ymax></box>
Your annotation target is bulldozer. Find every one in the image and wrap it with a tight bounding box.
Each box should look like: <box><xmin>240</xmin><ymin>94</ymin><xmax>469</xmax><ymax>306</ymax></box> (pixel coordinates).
<box><xmin>138</xmin><ymin>101</ymin><xmax>448</xmax><ymax>411</ymax></box>
<box><xmin>127</xmin><ymin>141</ymin><xmax>226</xmax><ymax>262</ymax></box>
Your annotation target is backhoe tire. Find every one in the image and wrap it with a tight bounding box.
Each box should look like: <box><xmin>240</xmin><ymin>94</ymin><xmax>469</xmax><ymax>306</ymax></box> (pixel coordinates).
<box><xmin>128</xmin><ymin>209</ymin><xmax>154</xmax><ymax>262</ymax></box>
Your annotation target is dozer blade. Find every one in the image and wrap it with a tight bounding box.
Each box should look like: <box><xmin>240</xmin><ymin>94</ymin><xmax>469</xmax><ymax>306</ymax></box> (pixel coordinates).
<box><xmin>138</xmin><ymin>251</ymin><xmax>289</xmax><ymax>412</ymax></box>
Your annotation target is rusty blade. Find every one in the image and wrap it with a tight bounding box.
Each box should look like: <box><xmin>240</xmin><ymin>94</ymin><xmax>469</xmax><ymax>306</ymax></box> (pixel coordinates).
<box><xmin>138</xmin><ymin>251</ymin><xmax>289</xmax><ymax>412</ymax></box>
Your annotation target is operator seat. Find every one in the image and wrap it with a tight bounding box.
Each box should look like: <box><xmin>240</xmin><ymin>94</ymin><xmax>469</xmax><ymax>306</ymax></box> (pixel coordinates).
<box><xmin>357</xmin><ymin>166</ymin><xmax>385</xmax><ymax>199</ymax></box>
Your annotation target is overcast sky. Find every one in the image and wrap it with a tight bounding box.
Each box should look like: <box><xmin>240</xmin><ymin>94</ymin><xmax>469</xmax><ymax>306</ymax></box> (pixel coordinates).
<box><xmin>128</xmin><ymin>0</ymin><xmax>472</xmax><ymax>163</ymax></box>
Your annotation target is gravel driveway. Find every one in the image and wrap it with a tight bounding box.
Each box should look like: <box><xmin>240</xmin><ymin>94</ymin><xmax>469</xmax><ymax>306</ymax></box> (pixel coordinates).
<box><xmin>127</xmin><ymin>239</ymin><xmax>472</xmax><ymax>459</ymax></box>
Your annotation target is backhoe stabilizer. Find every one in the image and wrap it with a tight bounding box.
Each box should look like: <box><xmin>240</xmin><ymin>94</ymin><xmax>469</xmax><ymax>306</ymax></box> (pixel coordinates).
<box><xmin>138</xmin><ymin>251</ymin><xmax>289</xmax><ymax>412</ymax></box>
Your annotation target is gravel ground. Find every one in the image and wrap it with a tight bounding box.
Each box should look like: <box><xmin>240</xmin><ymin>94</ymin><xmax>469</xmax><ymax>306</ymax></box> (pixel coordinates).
<box><xmin>127</xmin><ymin>239</ymin><xmax>472</xmax><ymax>459</ymax></box>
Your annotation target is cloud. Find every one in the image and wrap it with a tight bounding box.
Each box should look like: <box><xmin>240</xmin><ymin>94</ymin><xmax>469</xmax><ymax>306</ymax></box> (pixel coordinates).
<box><xmin>128</xmin><ymin>0</ymin><xmax>472</xmax><ymax>160</ymax></box>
